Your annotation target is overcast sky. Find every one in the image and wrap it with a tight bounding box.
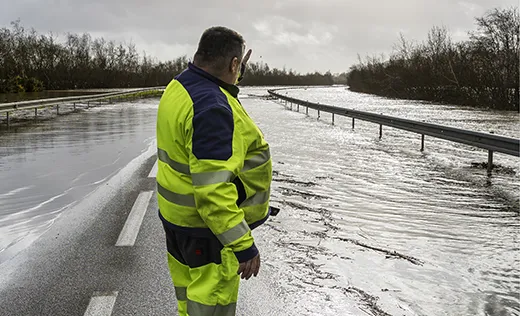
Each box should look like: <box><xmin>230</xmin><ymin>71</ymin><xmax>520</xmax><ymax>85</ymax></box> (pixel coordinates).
<box><xmin>1</xmin><ymin>0</ymin><xmax>517</xmax><ymax>73</ymax></box>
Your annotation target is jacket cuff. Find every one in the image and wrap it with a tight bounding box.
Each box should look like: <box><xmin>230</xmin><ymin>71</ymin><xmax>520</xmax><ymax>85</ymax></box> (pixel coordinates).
<box><xmin>234</xmin><ymin>243</ymin><xmax>258</xmax><ymax>263</ymax></box>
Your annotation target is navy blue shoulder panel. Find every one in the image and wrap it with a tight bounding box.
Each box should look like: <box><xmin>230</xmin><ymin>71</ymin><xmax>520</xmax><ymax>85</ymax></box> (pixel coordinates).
<box><xmin>177</xmin><ymin>68</ymin><xmax>233</xmax><ymax>160</ymax></box>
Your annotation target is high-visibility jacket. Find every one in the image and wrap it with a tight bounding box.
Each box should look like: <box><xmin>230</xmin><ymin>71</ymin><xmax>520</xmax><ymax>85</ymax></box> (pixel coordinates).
<box><xmin>156</xmin><ymin>62</ymin><xmax>272</xmax><ymax>263</ymax></box>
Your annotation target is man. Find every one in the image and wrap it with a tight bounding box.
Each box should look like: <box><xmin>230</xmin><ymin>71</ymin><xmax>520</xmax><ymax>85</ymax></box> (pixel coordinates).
<box><xmin>156</xmin><ymin>26</ymin><xmax>273</xmax><ymax>316</ymax></box>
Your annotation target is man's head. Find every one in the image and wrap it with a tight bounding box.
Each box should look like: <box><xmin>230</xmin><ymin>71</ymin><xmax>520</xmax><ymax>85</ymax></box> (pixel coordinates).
<box><xmin>193</xmin><ymin>26</ymin><xmax>245</xmax><ymax>85</ymax></box>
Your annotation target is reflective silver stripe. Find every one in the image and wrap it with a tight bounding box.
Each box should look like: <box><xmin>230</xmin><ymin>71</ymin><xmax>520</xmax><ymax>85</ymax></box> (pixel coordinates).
<box><xmin>157</xmin><ymin>148</ymin><xmax>191</xmax><ymax>175</ymax></box>
<box><xmin>239</xmin><ymin>189</ymin><xmax>270</xmax><ymax>208</ymax></box>
<box><xmin>192</xmin><ymin>170</ymin><xmax>235</xmax><ymax>186</ymax></box>
<box><xmin>174</xmin><ymin>287</ymin><xmax>187</xmax><ymax>301</ymax></box>
<box><xmin>187</xmin><ymin>300</ymin><xmax>236</xmax><ymax>316</ymax></box>
<box><xmin>157</xmin><ymin>183</ymin><xmax>196</xmax><ymax>207</ymax></box>
<box><xmin>242</xmin><ymin>149</ymin><xmax>271</xmax><ymax>172</ymax></box>
<box><xmin>216</xmin><ymin>219</ymin><xmax>249</xmax><ymax>245</ymax></box>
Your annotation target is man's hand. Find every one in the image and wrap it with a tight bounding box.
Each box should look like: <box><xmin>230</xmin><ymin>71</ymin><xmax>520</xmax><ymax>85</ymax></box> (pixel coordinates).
<box><xmin>242</xmin><ymin>49</ymin><xmax>252</xmax><ymax>66</ymax></box>
<box><xmin>236</xmin><ymin>49</ymin><xmax>252</xmax><ymax>84</ymax></box>
<box><xmin>237</xmin><ymin>253</ymin><xmax>260</xmax><ymax>280</ymax></box>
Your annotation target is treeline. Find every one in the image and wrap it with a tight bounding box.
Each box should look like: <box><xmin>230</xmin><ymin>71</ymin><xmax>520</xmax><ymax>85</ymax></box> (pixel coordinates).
<box><xmin>347</xmin><ymin>7</ymin><xmax>519</xmax><ymax>111</ymax></box>
<box><xmin>240</xmin><ymin>63</ymin><xmax>334</xmax><ymax>86</ymax></box>
<box><xmin>0</xmin><ymin>20</ymin><xmax>334</xmax><ymax>93</ymax></box>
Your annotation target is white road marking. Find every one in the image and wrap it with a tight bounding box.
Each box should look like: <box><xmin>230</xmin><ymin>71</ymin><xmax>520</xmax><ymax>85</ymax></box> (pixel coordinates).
<box><xmin>115</xmin><ymin>191</ymin><xmax>154</xmax><ymax>246</ymax></box>
<box><xmin>83</xmin><ymin>291</ymin><xmax>118</xmax><ymax>316</ymax></box>
<box><xmin>148</xmin><ymin>160</ymin><xmax>158</xmax><ymax>178</ymax></box>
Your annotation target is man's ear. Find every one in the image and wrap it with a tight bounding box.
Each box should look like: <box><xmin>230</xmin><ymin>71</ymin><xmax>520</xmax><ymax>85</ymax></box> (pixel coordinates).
<box><xmin>230</xmin><ymin>56</ymin><xmax>240</xmax><ymax>73</ymax></box>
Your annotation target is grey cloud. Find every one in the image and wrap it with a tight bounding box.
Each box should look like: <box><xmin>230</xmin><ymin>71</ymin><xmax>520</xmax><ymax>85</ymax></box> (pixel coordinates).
<box><xmin>1</xmin><ymin>0</ymin><xmax>517</xmax><ymax>73</ymax></box>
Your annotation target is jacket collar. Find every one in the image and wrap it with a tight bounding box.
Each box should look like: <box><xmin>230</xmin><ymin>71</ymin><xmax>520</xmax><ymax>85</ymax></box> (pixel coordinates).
<box><xmin>188</xmin><ymin>63</ymin><xmax>239</xmax><ymax>98</ymax></box>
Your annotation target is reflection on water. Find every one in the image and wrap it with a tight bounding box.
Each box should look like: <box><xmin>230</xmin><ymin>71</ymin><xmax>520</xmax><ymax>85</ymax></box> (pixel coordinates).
<box><xmin>0</xmin><ymin>99</ymin><xmax>157</xmax><ymax>263</ymax></box>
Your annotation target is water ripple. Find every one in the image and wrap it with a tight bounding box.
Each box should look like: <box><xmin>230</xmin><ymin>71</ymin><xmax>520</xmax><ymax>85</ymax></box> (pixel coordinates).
<box><xmin>245</xmin><ymin>87</ymin><xmax>520</xmax><ymax>315</ymax></box>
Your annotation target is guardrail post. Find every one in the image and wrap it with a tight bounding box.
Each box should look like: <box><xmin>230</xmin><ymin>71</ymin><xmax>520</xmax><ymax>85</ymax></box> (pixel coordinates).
<box><xmin>6</xmin><ymin>112</ymin><xmax>10</xmax><ymax>127</ymax></box>
<box><xmin>56</xmin><ymin>105</ymin><xmax>60</xmax><ymax>115</ymax></box>
<box><xmin>306</xmin><ymin>106</ymin><xmax>308</xmax><ymax>116</ymax></box>
<box><xmin>317</xmin><ymin>109</ymin><xmax>320</xmax><ymax>120</ymax></box>
<box><xmin>290</xmin><ymin>102</ymin><xmax>293</xmax><ymax>111</ymax></box>
<box><xmin>487</xmin><ymin>150</ymin><xmax>494</xmax><ymax>176</ymax></box>
<box><xmin>352</xmin><ymin>118</ymin><xmax>355</xmax><ymax>129</ymax></box>
<box><xmin>73</xmin><ymin>103</ymin><xmax>76</xmax><ymax>111</ymax></box>
<box><xmin>332</xmin><ymin>113</ymin><xmax>335</xmax><ymax>125</ymax></box>
<box><xmin>421</xmin><ymin>134</ymin><xmax>425</xmax><ymax>151</ymax></box>
<box><xmin>35</xmin><ymin>108</ymin><xmax>37</xmax><ymax>119</ymax></box>
<box><xmin>297</xmin><ymin>104</ymin><xmax>299</xmax><ymax>112</ymax></box>
<box><xmin>379</xmin><ymin>124</ymin><xmax>383</xmax><ymax>139</ymax></box>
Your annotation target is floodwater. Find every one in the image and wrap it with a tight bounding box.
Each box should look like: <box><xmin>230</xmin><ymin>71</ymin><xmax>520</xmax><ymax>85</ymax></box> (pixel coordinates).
<box><xmin>0</xmin><ymin>99</ymin><xmax>157</xmax><ymax>262</ymax></box>
<box><xmin>0</xmin><ymin>86</ymin><xmax>519</xmax><ymax>316</ymax></box>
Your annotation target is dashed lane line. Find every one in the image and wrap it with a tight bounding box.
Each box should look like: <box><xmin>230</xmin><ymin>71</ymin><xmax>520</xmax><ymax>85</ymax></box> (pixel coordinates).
<box><xmin>83</xmin><ymin>291</ymin><xmax>118</xmax><ymax>316</ymax></box>
<box><xmin>148</xmin><ymin>159</ymin><xmax>158</xmax><ymax>178</ymax></box>
<box><xmin>84</xmin><ymin>160</ymin><xmax>157</xmax><ymax>315</ymax></box>
<box><xmin>115</xmin><ymin>191</ymin><xmax>154</xmax><ymax>247</ymax></box>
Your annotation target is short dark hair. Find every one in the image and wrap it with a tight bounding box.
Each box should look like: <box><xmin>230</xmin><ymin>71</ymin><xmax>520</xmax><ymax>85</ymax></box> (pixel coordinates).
<box><xmin>193</xmin><ymin>26</ymin><xmax>245</xmax><ymax>73</ymax></box>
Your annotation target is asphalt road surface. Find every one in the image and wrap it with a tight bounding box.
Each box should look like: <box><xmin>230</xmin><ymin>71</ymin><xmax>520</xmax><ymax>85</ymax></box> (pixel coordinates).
<box><xmin>0</xmin><ymin>150</ymin><xmax>290</xmax><ymax>316</ymax></box>
<box><xmin>0</xmin><ymin>156</ymin><xmax>184</xmax><ymax>316</ymax></box>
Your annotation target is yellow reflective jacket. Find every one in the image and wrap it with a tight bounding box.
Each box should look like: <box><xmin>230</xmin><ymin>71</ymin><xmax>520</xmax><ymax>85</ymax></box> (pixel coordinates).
<box><xmin>156</xmin><ymin>63</ymin><xmax>272</xmax><ymax>262</ymax></box>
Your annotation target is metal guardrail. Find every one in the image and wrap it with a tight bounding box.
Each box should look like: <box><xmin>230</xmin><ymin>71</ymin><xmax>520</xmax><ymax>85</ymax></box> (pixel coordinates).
<box><xmin>1</xmin><ymin>86</ymin><xmax>165</xmax><ymax>126</ymax></box>
<box><xmin>268</xmin><ymin>89</ymin><xmax>519</xmax><ymax>175</ymax></box>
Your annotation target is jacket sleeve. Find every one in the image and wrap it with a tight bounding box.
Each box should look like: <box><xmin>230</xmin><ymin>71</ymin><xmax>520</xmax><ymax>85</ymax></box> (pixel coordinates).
<box><xmin>186</xmin><ymin>104</ymin><xmax>258</xmax><ymax>263</ymax></box>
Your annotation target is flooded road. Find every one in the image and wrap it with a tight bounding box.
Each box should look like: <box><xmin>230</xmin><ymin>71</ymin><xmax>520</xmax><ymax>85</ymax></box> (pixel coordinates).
<box><xmin>246</xmin><ymin>87</ymin><xmax>519</xmax><ymax>316</ymax></box>
<box><xmin>0</xmin><ymin>99</ymin><xmax>157</xmax><ymax>263</ymax></box>
<box><xmin>284</xmin><ymin>86</ymin><xmax>519</xmax><ymax>138</ymax></box>
<box><xmin>0</xmin><ymin>87</ymin><xmax>518</xmax><ymax>315</ymax></box>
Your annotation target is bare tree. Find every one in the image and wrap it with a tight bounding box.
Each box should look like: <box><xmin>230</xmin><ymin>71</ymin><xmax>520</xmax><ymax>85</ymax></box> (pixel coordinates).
<box><xmin>347</xmin><ymin>7</ymin><xmax>519</xmax><ymax>111</ymax></box>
